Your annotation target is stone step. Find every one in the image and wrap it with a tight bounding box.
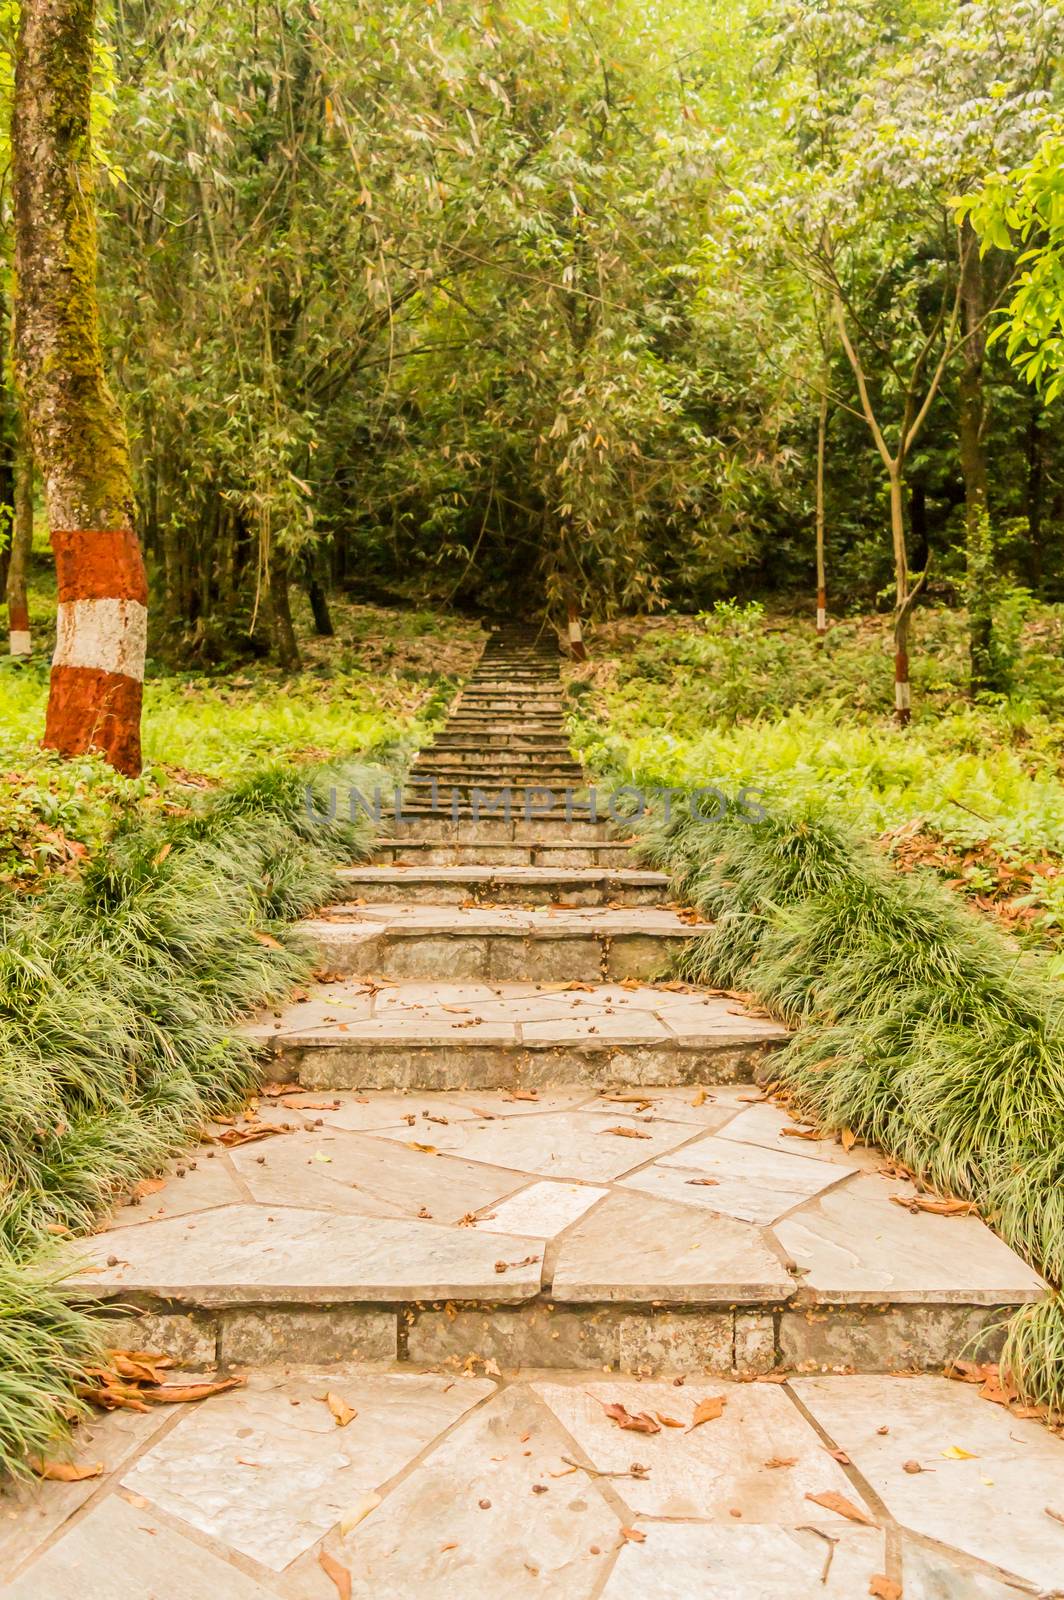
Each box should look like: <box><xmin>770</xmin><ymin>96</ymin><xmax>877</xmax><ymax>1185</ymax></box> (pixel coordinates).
<box><xmin>413</xmin><ymin>749</ymin><xmax>581</xmax><ymax>768</ymax></box>
<box><xmin>387</xmin><ymin>814</ymin><xmax>621</xmax><ymax>842</ymax></box>
<box><xmin>335</xmin><ymin>863</ymin><xmax>672</xmax><ymax>906</ymax></box>
<box><xmin>373</xmin><ymin>838</ymin><xmax>638</xmax><ymax>866</ymax></box>
<box><xmin>247</xmin><ymin>979</ymin><xmax>785</xmax><ymax>1090</ymax></box>
<box><xmin>302</xmin><ymin>903</ymin><xmax>697</xmax><ymax>981</ymax></box>
<box><xmin>407</xmin><ymin>769</ymin><xmax>585</xmax><ymax>788</ymax></box>
<box><xmin>75</xmin><ymin>1083</ymin><xmax>1044</xmax><ymax>1377</ymax></box>
<box><xmin>431</xmin><ymin>731</ymin><xmax>572</xmax><ymax>748</ymax></box>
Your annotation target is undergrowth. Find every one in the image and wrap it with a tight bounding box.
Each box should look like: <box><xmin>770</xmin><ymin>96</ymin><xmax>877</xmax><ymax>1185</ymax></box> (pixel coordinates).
<box><xmin>0</xmin><ymin>755</ymin><xmax>387</xmax><ymax>1475</ymax></box>
<box><xmin>636</xmin><ymin>796</ymin><xmax>1064</xmax><ymax>1419</ymax></box>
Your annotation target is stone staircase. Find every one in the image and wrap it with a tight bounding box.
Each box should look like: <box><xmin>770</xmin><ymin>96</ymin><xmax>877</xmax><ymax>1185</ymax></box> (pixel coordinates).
<box><xmin>75</xmin><ymin>626</ymin><xmax>1044</xmax><ymax>1381</ymax></box>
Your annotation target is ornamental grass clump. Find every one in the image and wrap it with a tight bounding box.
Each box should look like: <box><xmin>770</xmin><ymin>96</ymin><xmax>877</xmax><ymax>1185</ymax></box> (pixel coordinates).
<box><xmin>0</xmin><ymin>757</ymin><xmax>384</xmax><ymax>1473</ymax></box>
<box><xmin>638</xmin><ymin>791</ymin><xmax>1064</xmax><ymax>1416</ymax></box>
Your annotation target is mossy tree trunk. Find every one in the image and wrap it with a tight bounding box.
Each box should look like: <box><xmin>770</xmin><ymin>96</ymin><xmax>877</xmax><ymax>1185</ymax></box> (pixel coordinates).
<box><xmin>13</xmin><ymin>0</ymin><xmax>148</xmax><ymax>774</ymax></box>
<box><xmin>7</xmin><ymin>418</ymin><xmax>34</xmax><ymax>658</ymax></box>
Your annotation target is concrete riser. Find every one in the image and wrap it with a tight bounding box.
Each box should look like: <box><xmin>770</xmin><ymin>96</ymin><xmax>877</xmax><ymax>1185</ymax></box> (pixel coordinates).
<box><xmin>373</xmin><ymin>843</ymin><xmax>638</xmax><ymax>865</ymax></box>
<box><xmin>334</xmin><ymin>880</ymin><xmax>667</xmax><ymax>908</ymax></box>
<box><xmin>265</xmin><ymin>1039</ymin><xmax>777</xmax><ymax>1091</ymax></box>
<box><xmin>106</xmin><ymin>1299</ymin><xmax>1009</xmax><ymax>1377</ymax></box>
<box><xmin>309</xmin><ymin>927</ymin><xmax>686</xmax><ymax>982</ymax></box>
<box><xmin>387</xmin><ymin>817</ymin><xmax>620</xmax><ymax>842</ymax></box>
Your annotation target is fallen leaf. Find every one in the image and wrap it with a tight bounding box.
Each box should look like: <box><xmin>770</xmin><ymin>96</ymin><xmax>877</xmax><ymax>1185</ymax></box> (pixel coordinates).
<box><xmin>215</xmin><ymin>1124</ymin><xmax>286</xmax><ymax>1149</ymax></box>
<box><xmin>130</xmin><ymin>1177</ymin><xmax>168</xmax><ymax>1200</ymax></box>
<box><xmin>840</xmin><ymin>1127</ymin><xmax>858</xmax><ymax>1151</ymax></box>
<box><xmin>318</xmin><ymin>1549</ymin><xmax>352</xmax><ymax>1600</ymax></box>
<box><xmin>804</xmin><ymin>1491</ymin><xmax>876</xmax><ymax>1527</ymax></box>
<box><xmin>868</xmin><ymin>1578</ymin><xmax>902</xmax><ymax>1600</ymax></box>
<box><xmin>1046</xmin><ymin>1506</ymin><xmax>1064</xmax><ymax>1527</ymax></box>
<box><xmin>596</xmin><ymin>1399</ymin><xmax>661</xmax><ymax>1435</ymax></box>
<box><xmin>940</xmin><ymin>1445</ymin><xmax>978</xmax><ymax>1460</ymax></box>
<box><xmin>29</xmin><ymin>1458</ymin><xmax>103</xmax><ymax>1482</ymax></box>
<box><xmin>549</xmin><ymin>1463</ymin><xmax>578</xmax><ymax>1478</ymax></box>
<box><xmin>825</xmin><ymin>1447</ymin><xmax>852</xmax><ymax>1465</ymax></box>
<box><xmin>260</xmin><ymin>1082</ymin><xmax>303</xmax><ymax>1097</ymax></box>
<box><xmin>405</xmin><ymin>1142</ymin><xmax>438</xmax><ymax>1154</ymax></box>
<box><xmin>764</xmin><ymin>1456</ymin><xmax>797</xmax><ymax>1469</ymax></box>
<box><xmin>440</xmin><ymin>1541</ymin><xmax>459</xmax><ymax>1551</ymax></box>
<box><xmin>688</xmin><ymin>1395</ymin><xmax>727</xmax><ymax>1430</ymax></box>
<box><xmin>685</xmin><ymin>1177</ymin><xmax>719</xmax><ymax>1187</ymax></box>
<box><xmin>690</xmin><ymin>1086</ymin><xmax>706</xmax><ymax>1107</ymax></box>
<box><xmin>326</xmin><ymin>1392</ymin><xmax>357</xmax><ymax>1427</ymax></box>
<box><xmin>620</xmin><ymin>1527</ymin><xmax>646</xmax><ymax>1544</ymax></box>
<box><xmin>140</xmin><ymin>1378</ymin><xmax>244</xmax><ymax>1405</ymax></box>
<box><xmin>889</xmin><ymin>1194</ymin><xmax>977</xmax><ymax>1217</ymax></box>
<box><xmin>251</xmin><ymin>930</ymin><xmax>283</xmax><ymax>950</ymax></box>
<box><xmin>654</xmin><ymin>1412</ymin><xmax>685</xmax><ymax>1428</ymax></box>
<box><xmin>508</xmin><ymin>1090</ymin><xmax>540</xmax><ymax>1101</ymax></box>
<box><xmin>600</xmin><ymin>1125</ymin><xmax>652</xmax><ymax>1139</ymax></box>
<box><xmin>339</xmin><ymin>1492</ymin><xmax>381</xmax><ymax>1536</ymax></box>
<box><xmin>780</xmin><ymin>1126</ymin><xmax>821</xmax><ymax>1142</ymax></box>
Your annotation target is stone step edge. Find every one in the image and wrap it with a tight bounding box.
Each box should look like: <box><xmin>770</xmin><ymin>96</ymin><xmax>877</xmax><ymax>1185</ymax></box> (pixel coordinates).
<box><xmin>101</xmin><ymin>1296</ymin><xmax>1014</xmax><ymax>1375</ymax></box>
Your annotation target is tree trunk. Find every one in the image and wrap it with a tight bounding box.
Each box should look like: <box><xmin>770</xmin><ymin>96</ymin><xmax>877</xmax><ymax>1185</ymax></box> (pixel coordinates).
<box><xmin>7</xmin><ymin>420</ymin><xmax>34</xmax><ymax>658</ymax></box>
<box><xmin>13</xmin><ymin>0</ymin><xmax>147</xmax><ymax>775</ymax></box>
<box><xmin>268</xmin><ymin>555</ymin><xmax>301</xmax><ymax>670</ymax></box>
<box><xmin>1024</xmin><ymin>403</ymin><xmax>1044</xmax><ymax>591</ymax></box>
<box><xmin>304</xmin><ymin>550</ymin><xmax>334</xmax><ymax>636</ymax></box>
<box><xmin>889</xmin><ymin>467</ymin><xmax>912</xmax><ymax>725</ymax></box>
<box><xmin>815</xmin><ymin>385</ymin><xmax>828</xmax><ymax>636</ymax></box>
<box><xmin>959</xmin><ymin>218</ymin><xmax>995</xmax><ymax>693</ymax></box>
<box><xmin>566</xmin><ymin>603</ymin><xmax>587</xmax><ymax>661</ymax></box>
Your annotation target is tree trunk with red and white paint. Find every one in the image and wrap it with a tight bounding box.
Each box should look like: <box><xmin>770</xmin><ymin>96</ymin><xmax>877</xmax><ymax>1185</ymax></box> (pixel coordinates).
<box><xmin>566</xmin><ymin>604</ymin><xmax>587</xmax><ymax>662</ymax></box>
<box><xmin>13</xmin><ymin>0</ymin><xmax>147</xmax><ymax>774</ymax></box>
<box><xmin>7</xmin><ymin>421</ymin><xmax>34</xmax><ymax>659</ymax></box>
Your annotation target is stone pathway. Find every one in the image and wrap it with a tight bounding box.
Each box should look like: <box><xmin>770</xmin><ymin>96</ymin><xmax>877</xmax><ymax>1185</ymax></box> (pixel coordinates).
<box><xmin>3</xmin><ymin>624</ymin><xmax>1061</xmax><ymax>1598</ymax></box>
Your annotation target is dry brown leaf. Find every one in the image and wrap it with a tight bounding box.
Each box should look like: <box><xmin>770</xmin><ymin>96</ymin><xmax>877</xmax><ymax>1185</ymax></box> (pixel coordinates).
<box><xmin>655</xmin><ymin>1412</ymin><xmax>685</xmax><ymax>1428</ymax></box>
<box><xmin>868</xmin><ymin>1578</ymin><xmax>902</xmax><ymax>1600</ymax></box>
<box><xmin>780</xmin><ymin>1127</ymin><xmax>820</xmax><ymax>1142</ymax></box>
<box><xmin>215</xmin><ymin>1124</ymin><xmax>286</xmax><ymax>1149</ymax></box>
<box><xmin>840</xmin><ymin>1128</ymin><xmax>858</xmax><ymax>1151</ymax></box>
<box><xmin>1046</xmin><ymin>1506</ymin><xmax>1064</xmax><ymax>1527</ymax></box>
<box><xmin>130</xmin><ymin>1177</ymin><xmax>168</xmax><ymax>1200</ymax></box>
<box><xmin>690</xmin><ymin>1086</ymin><xmax>706</xmax><ymax>1107</ymax></box>
<box><xmin>804</xmin><ymin>1490</ymin><xmax>877</xmax><ymax>1527</ymax></box>
<box><xmin>688</xmin><ymin>1395</ymin><xmax>727</xmax><ymax>1430</ymax></box>
<box><xmin>685</xmin><ymin>1177</ymin><xmax>719</xmax><ymax>1187</ymax></box>
<box><xmin>600</xmin><ymin>1125</ymin><xmax>652</xmax><ymax>1140</ymax></box>
<box><xmin>620</xmin><ymin>1526</ymin><xmax>646</xmax><ymax>1544</ymax></box>
<box><xmin>596</xmin><ymin>1399</ymin><xmax>661</xmax><ymax>1435</ymax></box>
<box><xmin>326</xmin><ymin>1391</ymin><xmax>357</xmax><ymax>1427</ymax></box>
<box><xmin>251</xmin><ymin>930</ymin><xmax>283</xmax><ymax>950</ymax></box>
<box><xmin>890</xmin><ymin>1194</ymin><xmax>977</xmax><ymax>1217</ymax></box>
<box><xmin>825</xmin><ymin>1447</ymin><xmax>852</xmax><ymax>1465</ymax></box>
<box><xmin>318</xmin><ymin>1549</ymin><xmax>352</xmax><ymax>1600</ymax></box>
<box><xmin>141</xmin><ymin>1378</ymin><xmax>244</xmax><ymax>1405</ymax></box>
<box><xmin>507</xmin><ymin>1090</ymin><xmax>540</xmax><ymax>1101</ymax></box>
<box><xmin>29</xmin><ymin>1457</ymin><xmax>103</xmax><ymax>1482</ymax></box>
<box><xmin>764</xmin><ymin>1456</ymin><xmax>797</xmax><ymax>1469</ymax></box>
<box><xmin>260</xmin><ymin>1081</ymin><xmax>303</xmax><ymax>1097</ymax></box>
<box><xmin>405</xmin><ymin>1142</ymin><xmax>438</xmax><ymax>1155</ymax></box>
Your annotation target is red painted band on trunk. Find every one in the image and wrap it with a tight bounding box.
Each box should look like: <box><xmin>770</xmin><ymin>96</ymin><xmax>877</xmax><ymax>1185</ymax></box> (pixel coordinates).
<box><xmin>43</xmin><ymin>664</ymin><xmax>143</xmax><ymax>777</ymax></box>
<box><xmin>894</xmin><ymin>651</ymin><xmax>909</xmax><ymax>678</ymax></box>
<box><xmin>51</xmin><ymin>528</ymin><xmax>149</xmax><ymax>606</ymax></box>
<box><xmin>817</xmin><ymin>588</ymin><xmax>826</xmax><ymax>609</ymax></box>
<box><xmin>8</xmin><ymin>601</ymin><xmax>29</xmax><ymax>631</ymax></box>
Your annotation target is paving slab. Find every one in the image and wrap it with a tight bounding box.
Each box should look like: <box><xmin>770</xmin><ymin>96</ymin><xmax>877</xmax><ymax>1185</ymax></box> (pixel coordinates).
<box><xmin>311</xmin><ymin>1382</ymin><xmax>619</xmax><ymax>1600</ymax></box>
<box><xmin>533</xmin><ymin>1378</ymin><xmax>866</xmax><ymax>1521</ymax></box>
<box><xmin>791</xmin><ymin>1373</ymin><xmax>1064</xmax><ymax>1592</ymax></box>
<box><xmin>120</xmin><ymin>1369</ymin><xmax>493</xmax><ymax>1573</ymax></box>
<box><xmin>365</xmin><ymin>1107</ymin><xmax>698</xmax><ymax>1182</ymax></box>
<box><xmin>776</xmin><ymin>1173</ymin><xmax>1047</xmax><ymax>1304</ymax></box>
<box><xmin>469</xmin><ymin>1180</ymin><xmax>608</xmax><ymax>1238</ymax></box>
<box><xmin>1</xmin><ymin>1494</ymin><xmax>278</xmax><ymax>1600</ymax></box>
<box><xmin>598</xmin><ymin>1524</ymin><xmax>886</xmax><ymax>1599</ymax></box>
<box><xmin>71</xmin><ymin>1203</ymin><xmax>544</xmax><ymax>1304</ymax></box>
<box><xmin>620</xmin><ymin>1134</ymin><xmax>854</xmax><ymax>1224</ymax></box>
<box><xmin>551</xmin><ymin>1189</ymin><xmax>793</xmax><ymax>1303</ymax></box>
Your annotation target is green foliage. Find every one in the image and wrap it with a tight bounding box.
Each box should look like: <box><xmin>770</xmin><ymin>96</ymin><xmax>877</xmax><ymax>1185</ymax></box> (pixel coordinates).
<box><xmin>0</xmin><ymin>753</ymin><xmax>384</xmax><ymax>1473</ymax></box>
<box><xmin>636</xmin><ymin>791</ymin><xmax>1064</xmax><ymax>1414</ymax></box>
<box><xmin>570</xmin><ymin>606</ymin><xmax>1064</xmax><ymax>859</ymax></box>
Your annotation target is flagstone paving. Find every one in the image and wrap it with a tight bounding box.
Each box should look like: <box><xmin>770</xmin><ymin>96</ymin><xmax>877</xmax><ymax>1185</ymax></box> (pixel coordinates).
<box><xmin>3</xmin><ymin>625</ymin><xmax>1057</xmax><ymax>1598</ymax></box>
<box><xmin>4</xmin><ymin>1369</ymin><xmax>1063</xmax><ymax>1597</ymax></box>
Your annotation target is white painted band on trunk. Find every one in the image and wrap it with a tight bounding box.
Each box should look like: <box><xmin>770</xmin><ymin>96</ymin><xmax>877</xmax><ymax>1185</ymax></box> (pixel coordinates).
<box><xmin>9</xmin><ymin>631</ymin><xmax>32</xmax><ymax>657</ymax></box>
<box><xmin>895</xmin><ymin>680</ymin><xmax>911</xmax><ymax>711</ymax></box>
<box><xmin>816</xmin><ymin>608</ymin><xmax>826</xmax><ymax>630</ymax></box>
<box><xmin>52</xmin><ymin>598</ymin><xmax>148</xmax><ymax>680</ymax></box>
<box><xmin>568</xmin><ymin>619</ymin><xmax>582</xmax><ymax>642</ymax></box>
